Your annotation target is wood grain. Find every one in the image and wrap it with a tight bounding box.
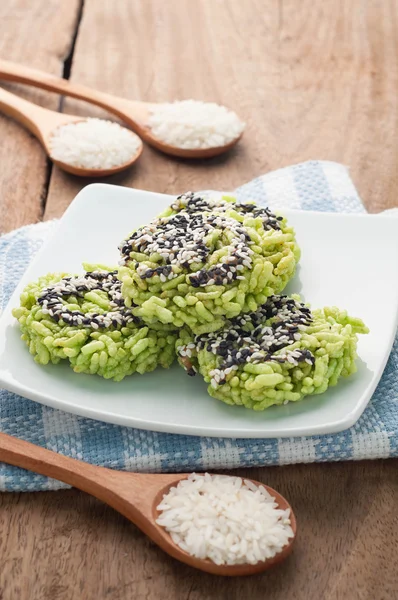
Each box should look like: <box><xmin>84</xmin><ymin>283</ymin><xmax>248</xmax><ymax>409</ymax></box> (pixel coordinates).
<box><xmin>43</xmin><ymin>0</ymin><xmax>398</xmax><ymax>220</ymax></box>
<box><xmin>1</xmin><ymin>0</ymin><xmax>398</xmax><ymax>598</ymax></box>
<box><xmin>0</xmin><ymin>461</ymin><xmax>397</xmax><ymax>599</ymax></box>
<box><xmin>0</xmin><ymin>57</ymin><xmax>243</xmax><ymax>160</ymax></box>
<box><xmin>0</xmin><ymin>432</ymin><xmax>296</xmax><ymax>577</ymax></box>
<box><xmin>0</xmin><ymin>0</ymin><xmax>80</xmax><ymax>234</ymax></box>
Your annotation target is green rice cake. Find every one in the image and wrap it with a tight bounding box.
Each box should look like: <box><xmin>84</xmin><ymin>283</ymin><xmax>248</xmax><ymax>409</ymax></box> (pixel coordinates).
<box><xmin>119</xmin><ymin>192</ymin><xmax>300</xmax><ymax>334</ymax></box>
<box><xmin>176</xmin><ymin>295</ymin><xmax>369</xmax><ymax>410</ymax></box>
<box><xmin>12</xmin><ymin>268</ymin><xmax>177</xmax><ymax>381</ymax></box>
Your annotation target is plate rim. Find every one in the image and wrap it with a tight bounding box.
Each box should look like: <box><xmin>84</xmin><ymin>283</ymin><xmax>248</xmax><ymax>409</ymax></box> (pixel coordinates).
<box><xmin>1</xmin><ymin>183</ymin><xmax>397</xmax><ymax>438</ymax></box>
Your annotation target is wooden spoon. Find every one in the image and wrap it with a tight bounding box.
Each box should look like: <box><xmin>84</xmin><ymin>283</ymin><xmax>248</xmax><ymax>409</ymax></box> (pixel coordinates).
<box><xmin>0</xmin><ymin>431</ymin><xmax>296</xmax><ymax>576</ymax></box>
<box><xmin>0</xmin><ymin>86</ymin><xmax>143</xmax><ymax>177</ymax></box>
<box><xmin>0</xmin><ymin>59</ymin><xmax>243</xmax><ymax>159</ymax></box>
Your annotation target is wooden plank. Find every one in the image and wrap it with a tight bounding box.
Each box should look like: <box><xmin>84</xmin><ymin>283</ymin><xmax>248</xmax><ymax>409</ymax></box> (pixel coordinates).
<box><xmin>0</xmin><ymin>460</ymin><xmax>397</xmax><ymax>599</ymax></box>
<box><xmin>1</xmin><ymin>0</ymin><xmax>398</xmax><ymax>598</ymax></box>
<box><xmin>44</xmin><ymin>0</ymin><xmax>279</xmax><ymax>219</ymax></box>
<box><xmin>44</xmin><ymin>0</ymin><xmax>398</xmax><ymax>220</ymax></box>
<box><xmin>0</xmin><ymin>0</ymin><xmax>81</xmax><ymax>233</ymax></box>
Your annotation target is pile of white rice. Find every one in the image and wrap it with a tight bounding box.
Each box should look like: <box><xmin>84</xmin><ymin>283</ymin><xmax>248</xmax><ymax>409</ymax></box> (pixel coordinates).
<box><xmin>49</xmin><ymin>118</ymin><xmax>141</xmax><ymax>169</ymax></box>
<box><xmin>147</xmin><ymin>100</ymin><xmax>245</xmax><ymax>150</ymax></box>
<box><xmin>156</xmin><ymin>473</ymin><xmax>294</xmax><ymax>566</ymax></box>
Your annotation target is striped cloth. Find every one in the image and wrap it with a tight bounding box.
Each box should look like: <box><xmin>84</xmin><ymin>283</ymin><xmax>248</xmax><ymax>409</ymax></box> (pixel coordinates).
<box><xmin>1</xmin><ymin>160</ymin><xmax>397</xmax><ymax>492</ymax></box>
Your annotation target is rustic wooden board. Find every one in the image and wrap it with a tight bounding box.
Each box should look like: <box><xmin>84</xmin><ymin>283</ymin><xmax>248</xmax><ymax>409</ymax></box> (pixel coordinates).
<box><xmin>44</xmin><ymin>0</ymin><xmax>398</xmax><ymax>220</ymax></box>
<box><xmin>1</xmin><ymin>0</ymin><xmax>398</xmax><ymax>599</ymax></box>
<box><xmin>1</xmin><ymin>461</ymin><xmax>397</xmax><ymax>599</ymax></box>
<box><xmin>0</xmin><ymin>0</ymin><xmax>80</xmax><ymax>233</ymax></box>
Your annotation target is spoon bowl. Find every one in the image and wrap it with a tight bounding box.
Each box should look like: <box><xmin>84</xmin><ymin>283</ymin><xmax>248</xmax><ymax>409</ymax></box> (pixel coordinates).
<box><xmin>141</xmin><ymin>128</ymin><xmax>243</xmax><ymax>160</ymax></box>
<box><xmin>0</xmin><ymin>59</ymin><xmax>243</xmax><ymax>159</ymax></box>
<box><xmin>0</xmin><ymin>85</ymin><xmax>143</xmax><ymax>177</ymax></box>
<box><xmin>0</xmin><ymin>431</ymin><xmax>296</xmax><ymax>576</ymax></box>
<box><xmin>51</xmin><ymin>154</ymin><xmax>142</xmax><ymax>178</ymax></box>
<box><xmin>151</xmin><ymin>477</ymin><xmax>296</xmax><ymax>575</ymax></box>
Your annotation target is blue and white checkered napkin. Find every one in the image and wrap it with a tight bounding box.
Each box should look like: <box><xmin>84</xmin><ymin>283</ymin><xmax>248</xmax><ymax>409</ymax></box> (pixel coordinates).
<box><xmin>1</xmin><ymin>160</ymin><xmax>397</xmax><ymax>492</ymax></box>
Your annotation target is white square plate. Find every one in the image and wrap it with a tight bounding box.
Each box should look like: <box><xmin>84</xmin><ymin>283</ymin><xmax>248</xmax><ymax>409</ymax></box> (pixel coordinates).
<box><xmin>0</xmin><ymin>184</ymin><xmax>397</xmax><ymax>438</ymax></box>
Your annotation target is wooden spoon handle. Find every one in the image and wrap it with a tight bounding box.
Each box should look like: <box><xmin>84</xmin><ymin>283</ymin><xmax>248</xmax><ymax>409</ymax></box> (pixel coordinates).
<box><xmin>0</xmin><ymin>85</ymin><xmax>51</xmax><ymax>139</ymax></box>
<box><xmin>0</xmin><ymin>431</ymin><xmax>126</xmax><ymax>496</ymax></box>
<box><xmin>0</xmin><ymin>431</ymin><xmax>180</xmax><ymax>512</ymax></box>
<box><xmin>0</xmin><ymin>86</ymin><xmax>80</xmax><ymax>144</ymax></box>
<box><xmin>0</xmin><ymin>59</ymin><xmax>141</xmax><ymax>130</ymax></box>
<box><xmin>0</xmin><ymin>431</ymin><xmax>186</xmax><ymax>535</ymax></box>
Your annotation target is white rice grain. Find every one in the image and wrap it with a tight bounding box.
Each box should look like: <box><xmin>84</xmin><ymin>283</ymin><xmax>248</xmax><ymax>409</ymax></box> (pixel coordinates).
<box><xmin>147</xmin><ymin>100</ymin><xmax>245</xmax><ymax>150</ymax></box>
<box><xmin>49</xmin><ymin>118</ymin><xmax>141</xmax><ymax>169</ymax></box>
<box><xmin>156</xmin><ymin>473</ymin><xmax>293</xmax><ymax>566</ymax></box>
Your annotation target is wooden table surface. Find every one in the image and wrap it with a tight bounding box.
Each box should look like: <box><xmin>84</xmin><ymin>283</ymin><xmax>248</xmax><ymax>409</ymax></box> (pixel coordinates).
<box><xmin>0</xmin><ymin>1</ymin><xmax>397</xmax><ymax>598</ymax></box>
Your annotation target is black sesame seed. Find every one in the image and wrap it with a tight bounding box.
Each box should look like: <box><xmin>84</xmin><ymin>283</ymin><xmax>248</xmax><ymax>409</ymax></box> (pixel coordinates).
<box><xmin>37</xmin><ymin>271</ymin><xmax>140</xmax><ymax>331</ymax></box>
<box><xmin>119</xmin><ymin>192</ymin><xmax>286</xmax><ymax>288</ymax></box>
<box><xmin>180</xmin><ymin>295</ymin><xmax>314</xmax><ymax>377</ymax></box>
